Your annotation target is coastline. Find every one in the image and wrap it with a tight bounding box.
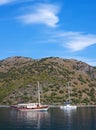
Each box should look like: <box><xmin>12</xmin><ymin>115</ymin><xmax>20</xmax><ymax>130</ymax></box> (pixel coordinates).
<box><xmin>0</xmin><ymin>104</ymin><xmax>96</xmax><ymax>108</ymax></box>
<box><xmin>0</xmin><ymin>105</ymin><xmax>10</xmax><ymax>108</ymax></box>
<box><xmin>49</xmin><ymin>104</ymin><xmax>96</xmax><ymax>108</ymax></box>
<box><xmin>77</xmin><ymin>105</ymin><xmax>96</xmax><ymax>107</ymax></box>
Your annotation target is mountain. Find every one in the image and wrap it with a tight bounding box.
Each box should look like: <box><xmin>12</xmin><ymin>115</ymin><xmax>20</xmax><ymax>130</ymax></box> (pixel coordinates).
<box><xmin>0</xmin><ymin>56</ymin><xmax>96</xmax><ymax>105</ymax></box>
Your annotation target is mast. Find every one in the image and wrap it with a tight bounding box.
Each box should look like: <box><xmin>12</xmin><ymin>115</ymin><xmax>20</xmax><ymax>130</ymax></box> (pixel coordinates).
<box><xmin>37</xmin><ymin>81</ymin><xmax>40</xmax><ymax>105</ymax></box>
<box><xmin>67</xmin><ymin>82</ymin><xmax>71</xmax><ymax>103</ymax></box>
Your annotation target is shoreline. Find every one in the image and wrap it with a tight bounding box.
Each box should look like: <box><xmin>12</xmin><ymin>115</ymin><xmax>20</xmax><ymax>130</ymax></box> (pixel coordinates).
<box><xmin>0</xmin><ymin>105</ymin><xmax>10</xmax><ymax>108</ymax></box>
<box><xmin>77</xmin><ymin>105</ymin><xmax>96</xmax><ymax>107</ymax></box>
<box><xmin>49</xmin><ymin>104</ymin><xmax>96</xmax><ymax>108</ymax></box>
<box><xmin>0</xmin><ymin>104</ymin><xmax>96</xmax><ymax>108</ymax></box>
<box><xmin>51</xmin><ymin>104</ymin><xmax>96</xmax><ymax>108</ymax></box>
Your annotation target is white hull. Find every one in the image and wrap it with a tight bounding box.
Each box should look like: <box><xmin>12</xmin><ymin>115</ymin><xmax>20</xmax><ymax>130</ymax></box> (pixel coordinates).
<box><xmin>60</xmin><ymin>104</ymin><xmax>77</xmax><ymax>109</ymax></box>
<box><xmin>18</xmin><ymin>107</ymin><xmax>49</xmax><ymax>112</ymax></box>
<box><xmin>60</xmin><ymin>82</ymin><xmax>77</xmax><ymax>110</ymax></box>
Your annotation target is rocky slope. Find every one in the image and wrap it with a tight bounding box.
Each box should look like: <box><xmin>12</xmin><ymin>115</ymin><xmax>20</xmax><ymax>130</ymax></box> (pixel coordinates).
<box><xmin>0</xmin><ymin>56</ymin><xmax>96</xmax><ymax>105</ymax></box>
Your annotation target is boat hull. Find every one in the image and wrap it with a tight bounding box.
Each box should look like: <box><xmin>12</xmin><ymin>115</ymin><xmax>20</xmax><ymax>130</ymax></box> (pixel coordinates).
<box><xmin>60</xmin><ymin>105</ymin><xmax>77</xmax><ymax>109</ymax></box>
<box><xmin>11</xmin><ymin>105</ymin><xmax>49</xmax><ymax>111</ymax></box>
<box><xmin>18</xmin><ymin>107</ymin><xmax>49</xmax><ymax>112</ymax></box>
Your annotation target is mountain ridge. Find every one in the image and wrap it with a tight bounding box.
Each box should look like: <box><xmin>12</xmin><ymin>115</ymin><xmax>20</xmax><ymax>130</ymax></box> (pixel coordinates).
<box><xmin>0</xmin><ymin>56</ymin><xmax>96</xmax><ymax>105</ymax></box>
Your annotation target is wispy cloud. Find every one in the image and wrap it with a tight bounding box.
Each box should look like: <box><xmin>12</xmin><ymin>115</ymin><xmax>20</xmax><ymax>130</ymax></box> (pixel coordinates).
<box><xmin>66</xmin><ymin>32</ymin><xmax>96</xmax><ymax>51</ymax></box>
<box><xmin>66</xmin><ymin>56</ymin><xmax>96</xmax><ymax>66</ymax></box>
<box><xmin>0</xmin><ymin>0</ymin><xmax>33</xmax><ymax>5</ymax></box>
<box><xmin>50</xmin><ymin>31</ymin><xmax>96</xmax><ymax>51</ymax></box>
<box><xmin>17</xmin><ymin>3</ymin><xmax>59</xmax><ymax>27</ymax></box>
<box><xmin>0</xmin><ymin>0</ymin><xmax>16</xmax><ymax>5</ymax></box>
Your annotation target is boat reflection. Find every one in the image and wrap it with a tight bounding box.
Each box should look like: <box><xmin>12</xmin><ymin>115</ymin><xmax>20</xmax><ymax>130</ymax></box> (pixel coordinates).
<box><xmin>18</xmin><ymin>111</ymin><xmax>49</xmax><ymax>120</ymax></box>
<box><xmin>63</xmin><ymin>109</ymin><xmax>77</xmax><ymax>130</ymax></box>
<box><xmin>64</xmin><ymin>109</ymin><xmax>77</xmax><ymax>116</ymax></box>
<box><xmin>17</xmin><ymin>111</ymin><xmax>50</xmax><ymax>129</ymax></box>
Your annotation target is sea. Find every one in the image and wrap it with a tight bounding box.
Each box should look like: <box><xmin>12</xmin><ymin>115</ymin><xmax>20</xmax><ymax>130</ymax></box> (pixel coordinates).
<box><xmin>0</xmin><ymin>106</ymin><xmax>96</xmax><ymax>130</ymax></box>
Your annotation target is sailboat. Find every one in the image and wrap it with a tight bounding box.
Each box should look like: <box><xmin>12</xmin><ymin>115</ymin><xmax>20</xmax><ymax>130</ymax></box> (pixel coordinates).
<box><xmin>11</xmin><ymin>81</ymin><xmax>49</xmax><ymax>111</ymax></box>
<box><xmin>60</xmin><ymin>83</ymin><xmax>77</xmax><ymax>109</ymax></box>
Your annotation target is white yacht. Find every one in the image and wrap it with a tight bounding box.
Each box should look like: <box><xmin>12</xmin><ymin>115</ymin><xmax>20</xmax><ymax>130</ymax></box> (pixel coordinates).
<box><xmin>60</xmin><ymin>83</ymin><xmax>77</xmax><ymax>110</ymax></box>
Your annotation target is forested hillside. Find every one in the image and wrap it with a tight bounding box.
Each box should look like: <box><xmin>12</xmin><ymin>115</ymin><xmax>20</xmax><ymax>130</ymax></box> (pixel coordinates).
<box><xmin>0</xmin><ymin>56</ymin><xmax>96</xmax><ymax>105</ymax></box>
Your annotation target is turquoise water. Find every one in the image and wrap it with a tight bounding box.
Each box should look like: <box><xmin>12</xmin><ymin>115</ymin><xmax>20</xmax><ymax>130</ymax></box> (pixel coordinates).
<box><xmin>0</xmin><ymin>107</ymin><xmax>96</xmax><ymax>130</ymax></box>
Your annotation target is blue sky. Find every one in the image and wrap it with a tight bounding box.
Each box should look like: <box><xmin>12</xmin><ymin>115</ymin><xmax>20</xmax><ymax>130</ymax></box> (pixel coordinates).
<box><xmin>0</xmin><ymin>0</ymin><xmax>96</xmax><ymax>66</ymax></box>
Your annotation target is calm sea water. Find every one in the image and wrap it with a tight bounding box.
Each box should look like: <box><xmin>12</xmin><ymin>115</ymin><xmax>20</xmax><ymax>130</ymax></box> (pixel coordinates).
<box><xmin>0</xmin><ymin>107</ymin><xmax>96</xmax><ymax>130</ymax></box>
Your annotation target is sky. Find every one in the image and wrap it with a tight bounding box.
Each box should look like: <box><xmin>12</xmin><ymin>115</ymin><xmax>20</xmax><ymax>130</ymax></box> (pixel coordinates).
<box><xmin>0</xmin><ymin>0</ymin><xmax>96</xmax><ymax>66</ymax></box>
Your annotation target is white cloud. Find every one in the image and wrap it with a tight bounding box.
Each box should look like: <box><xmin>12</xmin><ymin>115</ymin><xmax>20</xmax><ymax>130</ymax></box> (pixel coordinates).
<box><xmin>62</xmin><ymin>55</ymin><xmax>96</xmax><ymax>66</ymax></box>
<box><xmin>28</xmin><ymin>29</ymin><xmax>96</xmax><ymax>52</ymax></box>
<box><xmin>67</xmin><ymin>56</ymin><xmax>96</xmax><ymax>66</ymax></box>
<box><xmin>52</xmin><ymin>31</ymin><xmax>96</xmax><ymax>51</ymax></box>
<box><xmin>0</xmin><ymin>0</ymin><xmax>15</xmax><ymax>5</ymax></box>
<box><xmin>18</xmin><ymin>3</ymin><xmax>59</xmax><ymax>27</ymax></box>
<box><xmin>0</xmin><ymin>0</ymin><xmax>33</xmax><ymax>5</ymax></box>
<box><xmin>66</xmin><ymin>33</ymin><xmax>96</xmax><ymax>51</ymax></box>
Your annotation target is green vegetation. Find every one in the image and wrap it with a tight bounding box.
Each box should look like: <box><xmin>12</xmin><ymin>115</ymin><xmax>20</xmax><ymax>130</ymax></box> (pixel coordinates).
<box><xmin>0</xmin><ymin>56</ymin><xmax>96</xmax><ymax>105</ymax></box>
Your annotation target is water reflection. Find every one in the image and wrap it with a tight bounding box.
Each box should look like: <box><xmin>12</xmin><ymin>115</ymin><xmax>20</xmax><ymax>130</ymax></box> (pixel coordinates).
<box><xmin>0</xmin><ymin>107</ymin><xmax>96</xmax><ymax>130</ymax></box>
<box><xmin>76</xmin><ymin>107</ymin><xmax>96</xmax><ymax>130</ymax></box>
<box><xmin>64</xmin><ymin>109</ymin><xmax>77</xmax><ymax>117</ymax></box>
<box><xmin>18</xmin><ymin>111</ymin><xmax>49</xmax><ymax>120</ymax></box>
<box><xmin>17</xmin><ymin>111</ymin><xmax>50</xmax><ymax>129</ymax></box>
<box><xmin>60</xmin><ymin>108</ymin><xmax>77</xmax><ymax>130</ymax></box>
